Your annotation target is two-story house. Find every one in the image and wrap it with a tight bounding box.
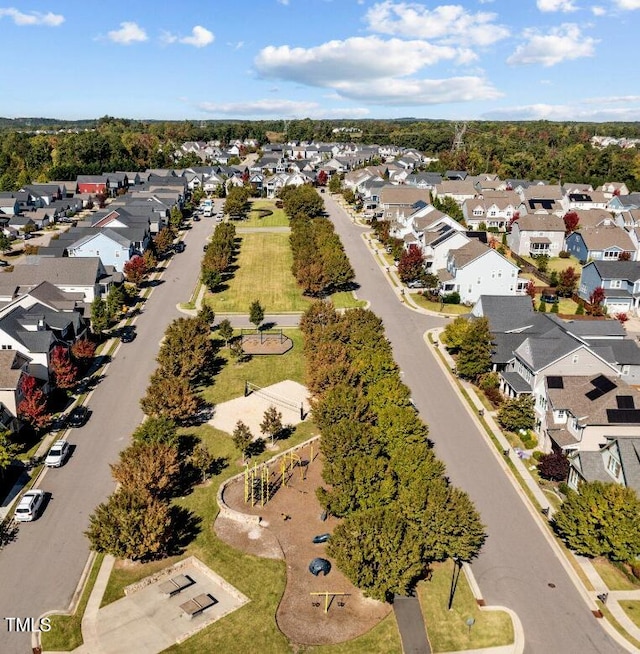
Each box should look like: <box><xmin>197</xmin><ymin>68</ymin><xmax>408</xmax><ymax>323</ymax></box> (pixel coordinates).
<box><xmin>565</xmin><ymin>225</ymin><xmax>636</xmax><ymax>263</ymax></box>
<box><xmin>579</xmin><ymin>260</ymin><xmax>640</xmax><ymax>315</ymax></box>
<box><xmin>507</xmin><ymin>214</ymin><xmax>566</xmax><ymax>257</ymax></box>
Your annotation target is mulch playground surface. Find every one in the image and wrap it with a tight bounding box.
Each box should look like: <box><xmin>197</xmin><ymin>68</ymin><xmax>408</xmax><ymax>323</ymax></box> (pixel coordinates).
<box><xmin>215</xmin><ymin>445</ymin><xmax>391</xmax><ymax>645</ymax></box>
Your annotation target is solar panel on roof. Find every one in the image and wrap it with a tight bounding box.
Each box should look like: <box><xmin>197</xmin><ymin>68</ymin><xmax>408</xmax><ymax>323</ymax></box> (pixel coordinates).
<box><xmin>617</xmin><ymin>395</ymin><xmax>636</xmax><ymax>409</ymax></box>
<box><xmin>547</xmin><ymin>376</ymin><xmax>564</xmax><ymax>389</ymax></box>
<box><xmin>586</xmin><ymin>388</ymin><xmax>604</xmax><ymax>401</ymax></box>
<box><xmin>607</xmin><ymin>409</ymin><xmax>640</xmax><ymax>424</ymax></box>
<box><xmin>592</xmin><ymin>375</ymin><xmax>617</xmax><ymax>394</ymax></box>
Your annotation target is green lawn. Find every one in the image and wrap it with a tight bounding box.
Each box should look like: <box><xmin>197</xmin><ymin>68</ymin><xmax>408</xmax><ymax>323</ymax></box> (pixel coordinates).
<box><xmin>620</xmin><ymin>601</ymin><xmax>640</xmax><ymax>629</ymax></box>
<box><xmin>591</xmin><ymin>558</ymin><xmax>640</xmax><ymax>591</ymax></box>
<box><xmin>330</xmin><ymin>291</ymin><xmax>367</xmax><ymax>309</ymax></box>
<box><xmin>410</xmin><ymin>293</ymin><xmax>470</xmax><ymax>315</ymax></box>
<box><xmin>208</xmin><ymin>232</ymin><xmax>311</xmax><ymax>313</ymax></box>
<box><xmin>239</xmin><ymin>199</ymin><xmax>290</xmax><ymax>228</ymax></box>
<box><xmin>419</xmin><ymin>559</ymin><xmax>514</xmax><ymax>652</ymax></box>
<box><xmin>520</xmin><ymin>254</ymin><xmax>582</xmax><ymax>274</ymax></box>
<box><xmin>307</xmin><ymin>614</ymin><xmax>402</xmax><ymax>653</ymax></box>
<box><xmin>201</xmin><ymin>328</ymin><xmax>307</xmax><ymax>407</ymax></box>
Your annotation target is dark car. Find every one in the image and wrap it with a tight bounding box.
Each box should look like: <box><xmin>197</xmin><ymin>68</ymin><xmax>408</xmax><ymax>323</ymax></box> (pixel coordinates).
<box><xmin>312</xmin><ymin>533</ymin><xmax>331</xmax><ymax>544</ymax></box>
<box><xmin>203</xmin><ymin>243</ymin><xmax>208</xmax><ymax>252</ymax></box>
<box><xmin>120</xmin><ymin>327</ymin><xmax>136</xmax><ymax>343</ymax></box>
<box><xmin>193</xmin><ymin>215</ymin><xmax>201</xmax><ymax>222</ymax></box>
<box><xmin>68</xmin><ymin>405</ymin><xmax>89</xmax><ymax>428</ymax></box>
<box><xmin>174</xmin><ymin>242</ymin><xmax>186</xmax><ymax>253</ymax></box>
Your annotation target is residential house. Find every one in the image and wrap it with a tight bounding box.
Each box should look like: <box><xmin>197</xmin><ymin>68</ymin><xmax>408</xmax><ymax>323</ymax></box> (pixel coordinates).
<box><xmin>0</xmin><ymin>193</ymin><xmax>21</xmax><ymax>216</ymax></box>
<box><xmin>0</xmin><ymin>348</ymin><xmax>31</xmax><ymax>431</ymax></box>
<box><xmin>64</xmin><ymin>227</ymin><xmax>149</xmax><ymax>272</ymax></box>
<box><xmin>433</xmin><ymin>180</ymin><xmax>476</xmax><ymax>206</ymax></box>
<box><xmin>379</xmin><ymin>186</ymin><xmax>432</xmax><ymax>220</ymax></box>
<box><xmin>507</xmin><ymin>214</ymin><xmax>566</xmax><ymax>257</ymax></box>
<box><xmin>439</xmin><ymin>240</ymin><xmax>523</xmax><ymax>304</ymax></box>
<box><xmin>565</xmin><ymin>225</ymin><xmax>636</xmax><ymax>263</ymax></box>
<box><xmin>462</xmin><ymin>191</ymin><xmax>520</xmax><ymax>231</ymax></box>
<box><xmin>76</xmin><ymin>175</ymin><xmax>109</xmax><ymax>195</ymax></box>
<box><xmin>518</xmin><ymin>184</ymin><xmax>566</xmax><ymax>217</ymax></box>
<box><xmin>565</xmin><ymin>191</ymin><xmax>609</xmax><ymax>211</ymax></box>
<box><xmin>597</xmin><ymin>182</ymin><xmax>630</xmax><ymax>199</ymax></box>
<box><xmin>579</xmin><ymin>260</ymin><xmax>640</xmax><ymax>315</ymax></box>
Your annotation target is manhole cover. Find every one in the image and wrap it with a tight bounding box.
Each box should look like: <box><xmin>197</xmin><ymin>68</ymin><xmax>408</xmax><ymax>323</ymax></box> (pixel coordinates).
<box><xmin>548</xmin><ymin>582</ymin><xmax>556</xmax><ymax>588</ymax></box>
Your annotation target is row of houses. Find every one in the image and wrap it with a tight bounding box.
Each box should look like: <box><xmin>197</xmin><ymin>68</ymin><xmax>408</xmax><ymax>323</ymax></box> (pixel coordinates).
<box><xmin>471</xmin><ymin>295</ymin><xmax>640</xmax><ymax>495</ymax></box>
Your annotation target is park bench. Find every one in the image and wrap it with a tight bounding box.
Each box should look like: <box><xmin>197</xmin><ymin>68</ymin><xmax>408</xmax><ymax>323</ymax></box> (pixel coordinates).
<box><xmin>180</xmin><ymin>593</ymin><xmax>217</xmax><ymax>619</ymax></box>
<box><xmin>158</xmin><ymin>574</ymin><xmax>194</xmax><ymax>597</ymax></box>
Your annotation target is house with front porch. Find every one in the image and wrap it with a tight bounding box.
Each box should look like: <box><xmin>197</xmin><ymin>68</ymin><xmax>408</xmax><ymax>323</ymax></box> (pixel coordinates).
<box><xmin>507</xmin><ymin>214</ymin><xmax>566</xmax><ymax>257</ymax></box>
<box><xmin>461</xmin><ymin>191</ymin><xmax>520</xmax><ymax>231</ymax></box>
<box><xmin>565</xmin><ymin>225</ymin><xmax>636</xmax><ymax>263</ymax></box>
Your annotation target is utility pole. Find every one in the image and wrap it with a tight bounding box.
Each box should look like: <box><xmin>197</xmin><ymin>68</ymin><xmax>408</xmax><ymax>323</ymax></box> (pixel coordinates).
<box><xmin>451</xmin><ymin>122</ymin><xmax>467</xmax><ymax>154</ymax></box>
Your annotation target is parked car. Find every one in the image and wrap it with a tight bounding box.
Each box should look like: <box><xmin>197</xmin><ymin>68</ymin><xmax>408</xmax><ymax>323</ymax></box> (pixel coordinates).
<box><xmin>49</xmin><ymin>414</ymin><xmax>67</xmax><ymax>433</ymax></box>
<box><xmin>14</xmin><ymin>489</ymin><xmax>45</xmax><ymax>522</ymax></box>
<box><xmin>193</xmin><ymin>215</ymin><xmax>201</xmax><ymax>222</ymax></box>
<box><xmin>68</xmin><ymin>405</ymin><xmax>89</xmax><ymax>428</ymax></box>
<box><xmin>120</xmin><ymin>327</ymin><xmax>136</xmax><ymax>343</ymax></box>
<box><xmin>174</xmin><ymin>242</ymin><xmax>186</xmax><ymax>253</ymax></box>
<box><xmin>45</xmin><ymin>440</ymin><xmax>70</xmax><ymax>467</ymax></box>
<box><xmin>0</xmin><ymin>259</ymin><xmax>9</xmax><ymax>267</ymax></box>
<box><xmin>407</xmin><ymin>280</ymin><xmax>425</xmax><ymax>289</ymax></box>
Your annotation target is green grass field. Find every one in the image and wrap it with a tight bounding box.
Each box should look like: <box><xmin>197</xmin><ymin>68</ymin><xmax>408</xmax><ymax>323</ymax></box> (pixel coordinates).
<box><xmin>239</xmin><ymin>199</ymin><xmax>290</xmax><ymax>228</ymax></box>
<box><xmin>410</xmin><ymin>293</ymin><xmax>470</xmax><ymax>314</ymax></box>
<box><xmin>419</xmin><ymin>559</ymin><xmax>514</xmax><ymax>652</ymax></box>
<box><xmin>330</xmin><ymin>291</ymin><xmax>367</xmax><ymax>309</ymax></box>
<box><xmin>592</xmin><ymin>558</ymin><xmax>640</xmax><ymax>591</ymax></box>
<box><xmin>208</xmin><ymin>232</ymin><xmax>311</xmax><ymax>313</ymax></box>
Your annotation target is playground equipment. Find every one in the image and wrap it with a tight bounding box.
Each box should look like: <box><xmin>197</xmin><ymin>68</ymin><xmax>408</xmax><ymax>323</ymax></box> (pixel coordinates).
<box><xmin>310</xmin><ymin>591</ymin><xmax>350</xmax><ymax>613</ymax></box>
<box><xmin>308</xmin><ymin>558</ymin><xmax>331</xmax><ymax>577</ymax></box>
<box><xmin>244</xmin><ymin>462</ymin><xmax>270</xmax><ymax>507</ymax></box>
<box><xmin>280</xmin><ymin>450</ymin><xmax>303</xmax><ymax>487</ymax></box>
<box><xmin>245</xmin><ymin>381</ymin><xmax>306</xmax><ymax>420</ymax></box>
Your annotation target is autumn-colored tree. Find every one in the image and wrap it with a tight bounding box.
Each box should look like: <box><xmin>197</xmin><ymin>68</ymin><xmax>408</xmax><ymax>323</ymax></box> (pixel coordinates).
<box><xmin>154</xmin><ymin>228</ymin><xmax>174</xmax><ymax>257</ymax></box>
<box><xmin>123</xmin><ymin>255</ymin><xmax>147</xmax><ymax>287</ymax></box>
<box><xmin>71</xmin><ymin>338</ymin><xmax>96</xmax><ymax>368</ymax></box>
<box><xmin>557</xmin><ymin>267</ymin><xmax>579</xmax><ymax>297</ymax></box>
<box><xmin>619</xmin><ymin>251</ymin><xmax>631</xmax><ymax>262</ymax></box>
<box><xmin>615</xmin><ymin>312</ymin><xmax>629</xmax><ymax>324</ymax></box>
<box><xmin>525</xmin><ymin>280</ymin><xmax>536</xmax><ymax>305</ymax></box>
<box><xmin>317</xmin><ymin>170</ymin><xmax>328</xmax><ymax>186</ymax></box>
<box><xmin>50</xmin><ymin>345</ymin><xmax>78</xmax><ymax>390</ymax></box>
<box><xmin>143</xmin><ymin>249</ymin><xmax>157</xmax><ymax>272</ymax></box>
<box><xmin>17</xmin><ymin>374</ymin><xmax>51</xmax><ymax>430</ymax></box>
<box><xmin>563</xmin><ymin>211</ymin><xmax>579</xmax><ymax>235</ymax></box>
<box><xmin>140</xmin><ymin>371</ymin><xmax>199</xmax><ymax>422</ymax></box>
<box><xmin>110</xmin><ymin>441</ymin><xmax>180</xmax><ymax>500</ymax></box>
<box><xmin>588</xmin><ymin>286</ymin><xmax>606</xmax><ymax>316</ymax></box>
<box><xmin>397</xmin><ymin>245</ymin><xmax>424</xmax><ymax>283</ymax></box>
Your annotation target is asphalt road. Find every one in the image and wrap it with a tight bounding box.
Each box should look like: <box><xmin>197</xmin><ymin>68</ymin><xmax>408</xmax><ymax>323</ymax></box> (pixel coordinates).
<box><xmin>323</xmin><ymin>194</ymin><xmax>623</xmax><ymax>654</ymax></box>
<box><xmin>0</xmin><ymin>208</ymin><xmax>218</xmax><ymax>654</ymax></box>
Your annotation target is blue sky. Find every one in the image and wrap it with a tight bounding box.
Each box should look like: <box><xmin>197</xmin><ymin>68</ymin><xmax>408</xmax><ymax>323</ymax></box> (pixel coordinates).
<box><xmin>2</xmin><ymin>0</ymin><xmax>640</xmax><ymax>122</ymax></box>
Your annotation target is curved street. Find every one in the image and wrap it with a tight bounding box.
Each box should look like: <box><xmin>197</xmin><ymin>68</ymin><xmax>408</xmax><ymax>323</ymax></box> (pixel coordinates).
<box><xmin>323</xmin><ymin>193</ymin><xmax>624</xmax><ymax>654</ymax></box>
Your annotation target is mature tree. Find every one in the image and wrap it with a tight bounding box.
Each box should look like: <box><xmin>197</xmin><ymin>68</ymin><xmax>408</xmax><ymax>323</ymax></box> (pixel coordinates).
<box><xmin>249</xmin><ymin>299</ymin><xmax>265</xmax><ymax>330</ymax></box>
<box><xmin>535</xmin><ymin>254</ymin><xmax>550</xmax><ymax>273</ymax></box>
<box><xmin>397</xmin><ymin>244</ymin><xmax>425</xmax><ymax>283</ymax></box>
<box><xmin>110</xmin><ymin>441</ymin><xmax>180</xmax><ymax>499</ymax></box>
<box><xmin>85</xmin><ymin>490</ymin><xmax>172</xmax><ymax>561</ymax></box>
<box><xmin>328</xmin><ymin>505</ymin><xmax>425</xmax><ymax>602</ymax></box>
<box><xmin>218</xmin><ymin>318</ymin><xmax>234</xmax><ymax>346</ymax></box>
<box><xmin>281</xmin><ymin>184</ymin><xmax>324</xmax><ymax>218</ymax></box>
<box><xmin>296</xmin><ymin>260</ymin><xmax>328</xmax><ymax>296</ymax></box>
<box><xmin>143</xmin><ymin>249</ymin><xmax>157</xmax><ymax>272</ymax></box>
<box><xmin>71</xmin><ymin>338</ymin><xmax>96</xmax><ymax>369</ymax></box>
<box><xmin>557</xmin><ymin>267</ymin><xmax>579</xmax><ymax>297</ymax></box>
<box><xmin>0</xmin><ymin>233</ymin><xmax>12</xmax><ymax>255</ymax></box>
<box><xmin>588</xmin><ymin>286</ymin><xmax>606</xmax><ymax>316</ymax></box>
<box><xmin>328</xmin><ymin>174</ymin><xmax>342</xmax><ymax>194</ymax></box>
<box><xmin>105</xmin><ymin>283</ymin><xmax>126</xmax><ymax>321</ymax></box>
<box><xmin>132</xmin><ymin>416</ymin><xmax>179</xmax><ymax>447</ymax></box>
<box><xmin>455</xmin><ymin>317</ymin><xmax>492</xmax><ymax>381</ymax></box>
<box><xmin>260</xmin><ymin>405</ymin><xmax>284</xmax><ymax>444</ymax></box>
<box><xmin>553</xmin><ymin>482</ymin><xmax>640</xmax><ymax>562</ymax></box>
<box><xmin>123</xmin><ymin>255</ymin><xmax>147</xmax><ymax>287</ymax></box>
<box><xmin>50</xmin><ymin>345</ymin><xmax>79</xmax><ymax>390</ymax></box>
<box><xmin>169</xmin><ymin>206</ymin><xmax>183</xmax><ymax>230</ymax></box>
<box><xmin>201</xmin><ymin>269</ymin><xmax>222</xmax><ymax>292</ymax></box>
<box><xmin>497</xmin><ymin>395</ymin><xmax>535</xmax><ymax>432</ymax></box>
<box><xmin>197</xmin><ymin>304</ymin><xmax>215</xmax><ymax>328</ymax></box>
<box><xmin>156</xmin><ymin>316</ymin><xmax>214</xmax><ymax>381</ymax></box>
<box><xmin>224</xmin><ymin>186</ymin><xmax>251</xmax><ymax>219</ymax></box>
<box><xmin>0</xmin><ymin>431</ymin><xmax>19</xmax><ymax>478</ymax></box>
<box><xmin>17</xmin><ymin>374</ymin><xmax>50</xmax><ymax>431</ymax></box>
<box><xmin>538</xmin><ymin>451</ymin><xmax>570</xmax><ymax>482</ymax></box>
<box><xmin>140</xmin><ymin>371</ymin><xmax>199</xmax><ymax>422</ymax></box>
<box><xmin>322</xmin><ymin>246</ymin><xmax>355</xmax><ymax>290</ymax></box>
<box><xmin>90</xmin><ymin>297</ymin><xmax>110</xmax><ymax>335</ymax></box>
<box><xmin>563</xmin><ymin>211</ymin><xmax>580</xmax><ymax>235</ymax></box>
<box><xmin>317</xmin><ymin>170</ymin><xmax>328</xmax><ymax>186</ymax></box>
<box><xmin>232</xmin><ymin>420</ymin><xmax>253</xmax><ymax>463</ymax></box>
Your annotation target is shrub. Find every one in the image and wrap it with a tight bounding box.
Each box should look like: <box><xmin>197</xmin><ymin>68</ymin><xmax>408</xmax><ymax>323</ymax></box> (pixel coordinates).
<box><xmin>532</xmin><ymin>450</ymin><xmax>544</xmax><ymax>461</ymax></box>
<box><xmin>479</xmin><ymin>372</ymin><xmax>500</xmax><ymax>391</ymax></box>
<box><xmin>442</xmin><ymin>292</ymin><xmax>460</xmax><ymax>305</ymax></box>
<box><xmin>551</xmin><ymin>302</ymin><xmax>559</xmax><ymax>313</ymax></box>
<box><xmin>538</xmin><ymin>451</ymin><xmax>569</xmax><ymax>481</ymax></box>
<box><xmin>575</xmin><ymin>303</ymin><xmax>585</xmax><ymax>315</ymax></box>
<box><xmin>559</xmin><ymin>250</ymin><xmax>570</xmax><ymax>259</ymax></box>
<box><xmin>558</xmin><ymin>481</ymin><xmax>569</xmax><ymax>496</ymax></box>
<box><xmin>521</xmin><ymin>431</ymin><xmax>538</xmax><ymax>450</ymax></box>
<box><xmin>631</xmin><ymin>563</ymin><xmax>640</xmax><ymax>581</ymax></box>
<box><xmin>484</xmin><ymin>387</ymin><xmax>504</xmax><ymax>407</ymax></box>
<box><xmin>538</xmin><ymin>300</ymin><xmax>547</xmax><ymax>312</ymax></box>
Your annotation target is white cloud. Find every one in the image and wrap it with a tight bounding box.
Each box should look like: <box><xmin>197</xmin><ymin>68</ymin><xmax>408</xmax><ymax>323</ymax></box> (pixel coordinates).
<box><xmin>364</xmin><ymin>1</ymin><xmax>509</xmax><ymax>46</ymax></box>
<box><xmin>482</xmin><ymin>101</ymin><xmax>640</xmax><ymax>121</ymax></box>
<box><xmin>199</xmin><ymin>99</ymin><xmax>318</xmax><ymax>116</ymax></box>
<box><xmin>614</xmin><ymin>0</ymin><xmax>640</xmax><ymax>9</ymax></box>
<box><xmin>107</xmin><ymin>21</ymin><xmax>147</xmax><ymax>45</ymax></box>
<box><xmin>180</xmin><ymin>25</ymin><xmax>214</xmax><ymax>48</ymax></box>
<box><xmin>507</xmin><ymin>24</ymin><xmax>597</xmax><ymax>66</ymax></box>
<box><xmin>332</xmin><ymin>76</ymin><xmax>503</xmax><ymax>105</ymax></box>
<box><xmin>591</xmin><ymin>6</ymin><xmax>606</xmax><ymax>15</ymax></box>
<box><xmin>0</xmin><ymin>7</ymin><xmax>63</xmax><ymax>26</ymax></box>
<box><xmin>536</xmin><ymin>0</ymin><xmax>578</xmax><ymax>11</ymax></box>
<box><xmin>256</xmin><ymin>36</ymin><xmax>468</xmax><ymax>86</ymax></box>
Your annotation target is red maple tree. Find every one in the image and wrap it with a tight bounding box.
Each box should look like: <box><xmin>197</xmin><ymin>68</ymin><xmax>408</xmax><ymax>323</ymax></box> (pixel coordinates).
<box><xmin>588</xmin><ymin>286</ymin><xmax>606</xmax><ymax>316</ymax></box>
<box><xmin>50</xmin><ymin>345</ymin><xmax>78</xmax><ymax>389</ymax></box>
<box><xmin>123</xmin><ymin>255</ymin><xmax>147</xmax><ymax>287</ymax></box>
<box><xmin>71</xmin><ymin>338</ymin><xmax>96</xmax><ymax>367</ymax></box>
<box><xmin>17</xmin><ymin>375</ymin><xmax>51</xmax><ymax>430</ymax></box>
<box><xmin>563</xmin><ymin>211</ymin><xmax>579</xmax><ymax>235</ymax></box>
<box><xmin>317</xmin><ymin>170</ymin><xmax>328</xmax><ymax>186</ymax></box>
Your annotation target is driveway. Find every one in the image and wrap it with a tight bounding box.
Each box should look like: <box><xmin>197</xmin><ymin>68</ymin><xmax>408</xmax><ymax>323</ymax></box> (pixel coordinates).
<box><xmin>323</xmin><ymin>193</ymin><xmax>623</xmax><ymax>654</ymax></box>
<box><xmin>0</xmin><ymin>206</ymin><xmax>220</xmax><ymax>654</ymax></box>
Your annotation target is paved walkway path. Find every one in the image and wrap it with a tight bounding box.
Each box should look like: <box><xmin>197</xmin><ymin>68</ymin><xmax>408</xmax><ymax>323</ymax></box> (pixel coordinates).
<box><xmin>394</xmin><ymin>595</ymin><xmax>431</xmax><ymax>653</ymax></box>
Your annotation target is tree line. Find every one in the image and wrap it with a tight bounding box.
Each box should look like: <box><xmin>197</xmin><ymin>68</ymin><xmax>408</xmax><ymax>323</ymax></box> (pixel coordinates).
<box><xmin>201</xmin><ymin>222</ymin><xmax>237</xmax><ymax>292</ymax></box>
<box><xmin>300</xmin><ymin>302</ymin><xmax>485</xmax><ymax>601</ymax></box>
